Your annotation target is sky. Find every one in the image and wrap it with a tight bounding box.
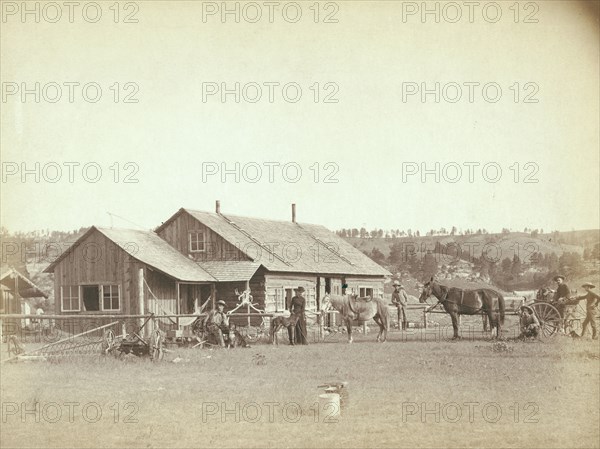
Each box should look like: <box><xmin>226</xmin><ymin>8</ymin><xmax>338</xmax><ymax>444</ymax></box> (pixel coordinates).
<box><xmin>1</xmin><ymin>0</ymin><xmax>599</xmax><ymax>234</ymax></box>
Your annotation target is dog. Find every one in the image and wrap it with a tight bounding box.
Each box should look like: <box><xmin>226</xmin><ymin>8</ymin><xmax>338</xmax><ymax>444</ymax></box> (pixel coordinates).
<box><xmin>270</xmin><ymin>313</ymin><xmax>300</xmax><ymax>345</ymax></box>
<box><xmin>227</xmin><ymin>323</ymin><xmax>250</xmax><ymax>348</ymax></box>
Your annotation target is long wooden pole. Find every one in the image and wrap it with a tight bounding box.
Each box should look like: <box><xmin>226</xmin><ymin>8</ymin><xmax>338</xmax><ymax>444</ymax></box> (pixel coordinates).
<box><xmin>138</xmin><ymin>268</ymin><xmax>145</xmax><ymax>337</ymax></box>
<box><xmin>0</xmin><ymin>313</ymin><xmax>271</xmax><ymax>319</ymax></box>
<box><xmin>246</xmin><ymin>280</ymin><xmax>251</xmax><ymax>328</ymax></box>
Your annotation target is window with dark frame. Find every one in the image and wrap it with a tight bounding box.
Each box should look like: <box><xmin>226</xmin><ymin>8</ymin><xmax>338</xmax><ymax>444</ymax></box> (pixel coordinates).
<box><xmin>63</xmin><ymin>285</ymin><xmax>120</xmax><ymax>312</ymax></box>
<box><xmin>275</xmin><ymin>288</ymin><xmax>286</xmax><ymax>312</ymax></box>
<box><xmin>359</xmin><ymin>287</ymin><xmax>374</xmax><ymax>298</ymax></box>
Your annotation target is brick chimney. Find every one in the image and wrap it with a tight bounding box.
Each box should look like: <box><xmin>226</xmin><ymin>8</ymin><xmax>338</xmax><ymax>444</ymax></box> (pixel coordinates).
<box><xmin>291</xmin><ymin>203</ymin><xmax>296</xmax><ymax>223</ymax></box>
<box><xmin>215</xmin><ymin>200</ymin><xmax>221</xmax><ymax>214</ymax></box>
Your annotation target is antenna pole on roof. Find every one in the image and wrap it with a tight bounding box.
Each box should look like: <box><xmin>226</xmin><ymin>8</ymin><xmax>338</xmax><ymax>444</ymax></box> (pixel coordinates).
<box><xmin>106</xmin><ymin>212</ymin><xmax>148</xmax><ymax>230</ymax></box>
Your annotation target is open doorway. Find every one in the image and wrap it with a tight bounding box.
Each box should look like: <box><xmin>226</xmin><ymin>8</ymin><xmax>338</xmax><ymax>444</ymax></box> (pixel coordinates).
<box><xmin>82</xmin><ymin>285</ymin><xmax>100</xmax><ymax>311</ymax></box>
<box><xmin>180</xmin><ymin>284</ymin><xmax>213</xmax><ymax>313</ymax></box>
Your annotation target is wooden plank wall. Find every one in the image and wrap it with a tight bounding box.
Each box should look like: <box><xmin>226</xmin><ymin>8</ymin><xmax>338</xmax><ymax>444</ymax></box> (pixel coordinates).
<box><xmin>51</xmin><ymin>229</ymin><xmax>144</xmax><ymax>334</ymax></box>
<box><xmin>344</xmin><ymin>276</ymin><xmax>385</xmax><ymax>298</ymax></box>
<box><xmin>157</xmin><ymin>211</ymin><xmax>250</xmax><ymax>262</ymax></box>
<box><xmin>53</xmin><ymin>230</ymin><xmax>139</xmax><ymax>316</ymax></box>
<box><xmin>264</xmin><ymin>273</ymin><xmax>318</xmax><ymax>313</ymax></box>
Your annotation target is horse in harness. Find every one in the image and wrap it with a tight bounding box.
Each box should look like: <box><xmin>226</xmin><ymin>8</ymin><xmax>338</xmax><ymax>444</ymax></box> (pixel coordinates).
<box><xmin>419</xmin><ymin>278</ymin><xmax>505</xmax><ymax>339</ymax></box>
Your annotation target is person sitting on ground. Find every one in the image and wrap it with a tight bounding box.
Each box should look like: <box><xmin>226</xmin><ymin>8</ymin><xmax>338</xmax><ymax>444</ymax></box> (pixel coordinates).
<box><xmin>203</xmin><ymin>300</ymin><xmax>230</xmax><ymax>347</ymax></box>
<box><xmin>519</xmin><ymin>305</ymin><xmax>540</xmax><ymax>339</ymax></box>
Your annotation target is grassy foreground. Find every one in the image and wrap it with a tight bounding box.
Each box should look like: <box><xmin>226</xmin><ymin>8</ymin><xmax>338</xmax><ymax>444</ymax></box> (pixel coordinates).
<box><xmin>1</xmin><ymin>329</ymin><xmax>599</xmax><ymax>449</ymax></box>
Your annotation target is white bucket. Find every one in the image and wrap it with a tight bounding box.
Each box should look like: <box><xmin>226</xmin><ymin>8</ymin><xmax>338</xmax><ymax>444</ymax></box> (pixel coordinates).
<box><xmin>319</xmin><ymin>393</ymin><xmax>341</xmax><ymax>417</ymax></box>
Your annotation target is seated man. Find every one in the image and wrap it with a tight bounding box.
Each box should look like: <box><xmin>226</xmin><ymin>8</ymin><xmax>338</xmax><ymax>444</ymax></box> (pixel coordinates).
<box><xmin>203</xmin><ymin>300</ymin><xmax>230</xmax><ymax>347</ymax></box>
<box><xmin>519</xmin><ymin>305</ymin><xmax>540</xmax><ymax>338</ymax></box>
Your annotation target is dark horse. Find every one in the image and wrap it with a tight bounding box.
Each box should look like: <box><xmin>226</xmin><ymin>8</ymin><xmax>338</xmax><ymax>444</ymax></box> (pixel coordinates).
<box><xmin>419</xmin><ymin>278</ymin><xmax>505</xmax><ymax>339</ymax></box>
<box><xmin>270</xmin><ymin>313</ymin><xmax>300</xmax><ymax>345</ymax></box>
<box><xmin>320</xmin><ymin>294</ymin><xmax>389</xmax><ymax>343</ymax></box>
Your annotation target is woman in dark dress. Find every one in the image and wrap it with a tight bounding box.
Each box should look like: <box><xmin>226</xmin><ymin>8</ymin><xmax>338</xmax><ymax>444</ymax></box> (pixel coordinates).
<box><xmin>290</xmin><ymin>286</ymin><xmax>308</xmax><ymax>345</ymax></box>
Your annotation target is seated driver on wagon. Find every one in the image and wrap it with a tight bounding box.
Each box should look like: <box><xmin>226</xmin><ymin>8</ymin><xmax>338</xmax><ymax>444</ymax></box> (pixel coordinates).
<box><xmin>203</xmin><ymin>300</ymin><xmax>230</xmax><ymax>347</ymax></box>
<box><xmin>519</xmin><ymin>305</ymin><xmax>541</xmax><ymax>338</ymax></box>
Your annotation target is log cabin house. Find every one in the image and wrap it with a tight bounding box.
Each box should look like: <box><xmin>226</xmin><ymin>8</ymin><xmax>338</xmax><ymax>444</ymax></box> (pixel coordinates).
<box><xmin>44</xmin><ymin>203</ymin><xmax>390</xmax><ymax>329</ymax></box>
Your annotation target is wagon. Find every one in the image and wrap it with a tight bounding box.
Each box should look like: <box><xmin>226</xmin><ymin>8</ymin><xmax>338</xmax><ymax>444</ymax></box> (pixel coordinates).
<box><xmin>103</xmin><ymin>315</ymin><xmax>165</xmax><ymax>361</ymax></box>
<box><xmin>528</xmin><ymin>297</ymin><xmax>585</xmax><ymax>338</ymax></box>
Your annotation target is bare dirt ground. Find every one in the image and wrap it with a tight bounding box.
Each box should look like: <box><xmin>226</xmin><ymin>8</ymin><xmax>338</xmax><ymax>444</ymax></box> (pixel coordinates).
<box><xmin>1</xmin><ymin>325</ymin><xmax>599</xmax><ymax>449</ymax></box>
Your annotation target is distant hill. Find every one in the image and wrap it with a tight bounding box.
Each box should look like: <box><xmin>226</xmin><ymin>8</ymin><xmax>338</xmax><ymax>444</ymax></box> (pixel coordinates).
<box><xmin>345</xmin><ymin>231</ymin><xmax>591</xmax><ymax>263</ymax></box>
<box><xmin>345</xmin><ymin>229</ymin><xmax>600</xmax><ymax>292</ymax></box>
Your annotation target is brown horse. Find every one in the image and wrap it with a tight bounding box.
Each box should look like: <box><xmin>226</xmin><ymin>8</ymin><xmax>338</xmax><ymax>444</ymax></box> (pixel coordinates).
<box><xmin>270</xmin><ymin>313</ymin><xmax>300</xmax><ymax>345</ymax></box>
<box><xmin>320</xmin><ymin>294</ymin><xmax>389</xmax><ymax>343</ymax></box>
<box><xmin>419</xmin><ymin>278</ymin><xmax>505</xmax><ymax>339</ymax></box>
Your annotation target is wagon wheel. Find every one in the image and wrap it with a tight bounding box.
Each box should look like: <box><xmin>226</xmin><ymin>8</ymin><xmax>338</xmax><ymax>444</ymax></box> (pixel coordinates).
<box><xmin>530</xmin><ymin>302</ymin><xmax>561</xmax><ymax>338</ymax></box>
<box><xmin>102</xmin><ymin>329</ymin><xmax>116</xmax><ymax>355</ymax></box>
<box><xmin>150</xmin><ymin>330</ymin><xmax>164</xmax><ymax>362</ymax></box>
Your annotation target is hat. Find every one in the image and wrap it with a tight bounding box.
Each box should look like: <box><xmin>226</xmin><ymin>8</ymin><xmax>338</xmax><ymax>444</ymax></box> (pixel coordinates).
<box><xmin>393</xmin><ymin>280</ymin><xmax>401</xmax><ymax>287</ymax></box>
<box><xmin>295</xmin><ymin>286</ymin><xmax>306</xmax><ymax>293</ymax></box>
<box><xmin>217</xmin><ymin>300</ymin><xmax>226</xmax><ymax>307</ymax></box>
<box><xmin>520</xmin><ymin>305</ymin><xmax>534</xmax><ymax>313</ymax></box>
<box><xmin>582</xmin><ymin>283</ymin><xmax>596</xmax><ymax>289</ymax></box>
<box><xmin>553</xmin><ymin>275</ymin><xmax>565</xmax><ymax>282</ymax></box>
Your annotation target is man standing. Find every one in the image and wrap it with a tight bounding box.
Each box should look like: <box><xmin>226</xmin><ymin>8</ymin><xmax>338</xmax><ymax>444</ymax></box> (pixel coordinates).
<box><xmin>203</xmin><ymin>300</ymin><xmax>230</xmax><ymax>347</ymax></box>
<box><xmin>391</xmin><ymin>280</ymin><xmax>408</xmax><ymax>330</ymax></box>
<box><xmin>290</xmin><ymin>286</ymin><xmax>308</xmax><ymax>345</ymax></box>
<box><xmin>576</xmin><ymin>283</ymin><xmax>599</xmax><ymax>339</ymax></box>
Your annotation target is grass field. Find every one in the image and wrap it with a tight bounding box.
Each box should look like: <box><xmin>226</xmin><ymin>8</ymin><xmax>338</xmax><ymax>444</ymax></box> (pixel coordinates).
<box><xmin>1</xmin><ymin>327</ymin><xmax>599</xmax><ymax>449</ymax></box>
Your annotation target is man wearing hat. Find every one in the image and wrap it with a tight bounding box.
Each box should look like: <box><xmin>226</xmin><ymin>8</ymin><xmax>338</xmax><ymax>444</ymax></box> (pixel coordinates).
<box><xmin>290</xmin><ymin>286</ymin><xmax>308</xmax><ymax>345</ymax></box>
<box><xmin>575</xmin><ymin>283</ymin><xmax>599</xmax><ymax>339</ymax></box>
<box><xmin>391</xmin><ymin>280</ymin><xmax>408</xmax><ymax>330</ymax></box>
<box><xmin>519</xmin><ymin>305</ymin><xmax>540</xmax><ymax>338</ymax></box>
<box><xmin>203</xmin><ymin>300</ymin><xmax>230</xmax><ymax>347</ymax></box>
<box><xmin>552</xmin><ymin>275</ymin><xmax>571</xmax><ymax>301</ymax></box>
<box><xmin>553</xmin><ymin>275</ymin><xmax>575</xmax><ymax>332</ymax></box>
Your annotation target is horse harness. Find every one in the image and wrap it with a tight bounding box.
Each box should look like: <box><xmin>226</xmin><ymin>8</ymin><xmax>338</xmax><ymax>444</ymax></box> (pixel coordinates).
<box><xmin>428</xmin><ymin>287</ymin><xmax>482</xmax><ymax>314</ymax></box>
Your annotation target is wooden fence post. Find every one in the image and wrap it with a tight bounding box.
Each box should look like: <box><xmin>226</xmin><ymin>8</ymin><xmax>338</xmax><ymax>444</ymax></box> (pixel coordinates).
<box><xmin>138</xmin><ymin>268</ymin><xmax>145</xmax><ymax>337</ymax></box>
<box><xmin>318</xmin><ymin>312</ymin><xmax>323</xmax><ymax>341</ymax></box>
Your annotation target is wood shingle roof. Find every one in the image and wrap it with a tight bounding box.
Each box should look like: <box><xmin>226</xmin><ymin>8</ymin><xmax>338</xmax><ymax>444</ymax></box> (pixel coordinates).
<box><xmin>182</xmin><ymin>209</ymin><xmax>390</xmax><ymax>277</ymax></box>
